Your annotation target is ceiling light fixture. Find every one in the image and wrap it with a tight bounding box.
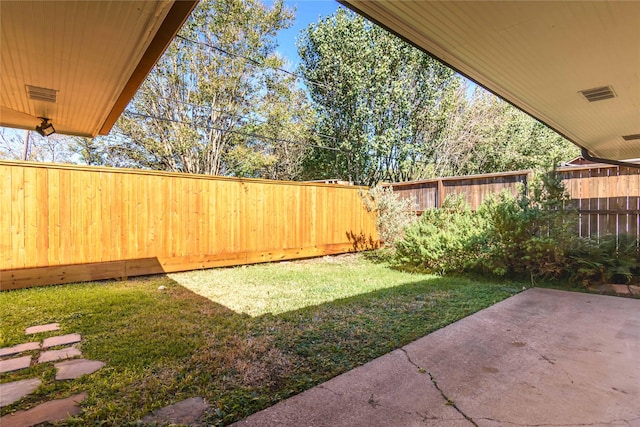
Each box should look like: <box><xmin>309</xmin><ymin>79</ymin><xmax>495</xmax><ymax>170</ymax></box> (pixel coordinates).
<box><xmin>35</xmin><ymin>117</ymin><xmax>55</xmax><ymax>137</ymax></box>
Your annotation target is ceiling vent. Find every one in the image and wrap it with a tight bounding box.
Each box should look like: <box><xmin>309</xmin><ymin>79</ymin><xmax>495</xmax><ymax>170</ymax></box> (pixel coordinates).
<box><xmin>622</xmin><ymin>134</ymin><xmax>640</xmax><ymax>141</ymax></box>
<box><xmin>579</xmin><ymin>86</ymin><xmax>615</xmax><ymax>102</ymax></box>
<box><xmin>26</xmin><ymin>85</ymin><xmax>58</xmax><ymax>103</ymax></box>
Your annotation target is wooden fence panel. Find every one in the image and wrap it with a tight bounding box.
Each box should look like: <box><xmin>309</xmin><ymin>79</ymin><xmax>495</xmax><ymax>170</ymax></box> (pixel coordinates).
<box><xmin>1</xmin><ymin>161</ymin><xmax>378</xmax><ymax>290</ymax></box>
<box><xmin>391</xmin><ymin>171</ymin><xmax>529</xmax><ymax>211</ymax></box>
<box><xmin>559</xmin><ymin>165</ymin><xmax>640</xmax><ymax>242</ymax></box>
<box><xmin>390</xmin><ymin>164</ymin><xmax>640</xmax><ymax>243</ymax></box>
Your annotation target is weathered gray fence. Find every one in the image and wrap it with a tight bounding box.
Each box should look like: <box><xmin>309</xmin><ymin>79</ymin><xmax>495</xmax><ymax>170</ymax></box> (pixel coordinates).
<box><xmin>389</xmin><ymin>164</ymin><xmax>640</xmax><ymax>241</ymax></box>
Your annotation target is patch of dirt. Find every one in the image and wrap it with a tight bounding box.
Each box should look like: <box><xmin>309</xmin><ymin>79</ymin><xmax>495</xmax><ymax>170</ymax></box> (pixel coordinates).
<box><xmin>191</xmin><ymin>334</ymin><xmax>302</xmax><ymax>390</ymax></box>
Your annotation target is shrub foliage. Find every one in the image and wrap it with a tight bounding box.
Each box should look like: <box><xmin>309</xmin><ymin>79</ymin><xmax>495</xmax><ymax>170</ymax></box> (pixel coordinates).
<box><xmin>393</xmin><ymin>167</ymin><xmax>639</xmax><ymax>286</ymax></box>
<box><xmin>395</xmin><ymin>195</ymin><xmax>487</xmax><ymax>274</ymax></box>
<box><xmin>361</xmin><ymin>185</ymin><xmax>417</xmax><ymax>246</ymax></box>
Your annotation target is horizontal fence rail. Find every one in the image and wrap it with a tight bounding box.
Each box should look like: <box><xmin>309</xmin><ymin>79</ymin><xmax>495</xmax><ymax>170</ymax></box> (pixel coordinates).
<box><xmin>389</xmin><ymin>164</ymin><xmax>640</xmax><ymax>242</ymax></box>
<box><xmin>1</xmin><ymin>161</ymin><xmax>378</xmax><ymax>290</ymax></box>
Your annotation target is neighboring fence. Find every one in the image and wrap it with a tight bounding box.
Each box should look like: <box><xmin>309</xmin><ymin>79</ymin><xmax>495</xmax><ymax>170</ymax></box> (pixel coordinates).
<box><xmin>390</xmin><ymin>170</ymin><xmax>530</xmax><ymax>211</ymax></box>
<box><xmin>389</xmin><ymin>164</ymin><xmax>640</xmax><ymax>241</ymax></box>
<box><xmin>561</xmin><ymin>165</ymin><xmax>639</xmax><ymax>241</ymax></box>
<box><xmin>1</xmin><ymin>161</ymin><xmax>378</xmax><ymax>290</ymax></box>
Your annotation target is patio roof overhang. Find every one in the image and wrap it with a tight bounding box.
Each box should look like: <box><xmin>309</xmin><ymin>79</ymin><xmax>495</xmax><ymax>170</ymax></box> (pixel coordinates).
<box><xmin>340</xmin><ymin>1</ymin><xmax>640</xmax><ymax>163</ymax></box>
<box><xmin>0</xmin><ymin>0</ymin><xmax>197</xmax><ymax>137</ymax></box>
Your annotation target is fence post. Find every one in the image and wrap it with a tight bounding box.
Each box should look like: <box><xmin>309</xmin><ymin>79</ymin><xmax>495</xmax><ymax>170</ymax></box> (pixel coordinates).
<box><xmin>524</xmin><ymin>170</ymin><xmax>532</xmax><ymax>197</ymax></box>
<box><xmin>436</xmin><ymin>179</ymin><xmax>444</xmax><ymax>208</ymax></box>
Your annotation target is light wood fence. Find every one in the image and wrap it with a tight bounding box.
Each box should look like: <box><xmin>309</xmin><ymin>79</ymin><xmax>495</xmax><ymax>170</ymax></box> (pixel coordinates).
<box><xmin>389</xmin><ymin>164</ymin><xmax>640</xmax><ymax>242</ymax></box>
<box><xmin>1</xmin><ymin>161</ymin><xmax>378</xmax><ymax>290</ymax></box>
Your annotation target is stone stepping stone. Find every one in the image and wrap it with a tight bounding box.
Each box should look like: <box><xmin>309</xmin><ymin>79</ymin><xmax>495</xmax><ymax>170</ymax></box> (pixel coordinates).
<box><xmin>0</xmin><ymin>378</ymin><xmax>42</xmax><ymax>408</ymax></box>
<box><xmin>0</xmin><ymin>342</ymin><xmax>40</xmax><ymax>358</ymax></box>
<box><xmin>55</xmin><ymin>359</ymin><xmax>105</xmax><ymax>380</ymax></box>
<box><xmin>37</xmin><ymin>347</ymin><xmax>82</xmax><ymax>364</ymax></box>
<box><xmin>0</xmin><ymin>355</ymin><xmax>31</xmax><ymax>373</ymax></box>
<box><xmin>141</xmin><ymin>397</ymin><xmax>209</xmax><ymax>425</ymax></box>
<box><xmin>42</xmin><ymin>333</ymin><xmax>82</xmax><ymax>349</ymax></box>
<box><xmin>0</xmin><ymin>392</ymin><xmax>87</xmax><ymax>427</ymax></box>
<box><xmin>611</xmin><ymin>284</ymin><xmax>630</xmax><ymax>295</ymax></box>
<box><xmin>25</xmin><ymin>323</ymin><xmax>60</xmax><ymax>334</ymax></box>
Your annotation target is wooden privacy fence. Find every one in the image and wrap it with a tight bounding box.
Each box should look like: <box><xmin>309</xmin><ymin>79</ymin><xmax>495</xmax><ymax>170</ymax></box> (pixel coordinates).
<box><xmin>1</xmin><ymin>161</ymin><xmax>378</xmax><ymax>290</ymax></box>
<box><xmin>389</xmin><ymin>164</ymin><xmax>640</xmax><ymax>242</ymax></box>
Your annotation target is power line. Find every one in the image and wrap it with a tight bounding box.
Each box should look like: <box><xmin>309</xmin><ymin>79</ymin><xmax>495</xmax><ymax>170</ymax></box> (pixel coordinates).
<box><xmin>139</xmin><ymin>95</ymin><xmax>269</xmax><ymax>125</ymax></box>
<box><xmin>174</xmin><ymin>34</ymin><xmax>332</xmax><ymax>91</ymax></box>
<box><xmin>122</xmin><ymin>110</ymin><xmax>342</xmax><ymax>152</ymax></box>
<box><xmin>130</xmin><ymin>95</ymin><xmax>339</xmax><ymax>142</ymax></box>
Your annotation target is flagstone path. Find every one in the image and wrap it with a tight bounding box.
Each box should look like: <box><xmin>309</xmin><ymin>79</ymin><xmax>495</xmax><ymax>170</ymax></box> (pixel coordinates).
<box><xmin>1</xmin><ymin>322</ymin><xmax>209</xmax><ymax>426</ymax></box>
<box><xmin>0</xmin><ymin>323</ymin><xmax>103</xmax><ymax>427</ymax></box>
<box><xmin>141</xmin><ymin>397</ymin><xmax>210</xmax><ymax>425</ymax></box>
<box><xmin>1</xmin><ymin>393</ymin><xmax>88</xmax><ymax>427</ymax></box>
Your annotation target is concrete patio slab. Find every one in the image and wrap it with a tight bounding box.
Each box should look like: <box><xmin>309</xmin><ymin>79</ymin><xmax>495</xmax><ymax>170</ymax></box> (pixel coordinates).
<box><xmin>55</xmin><ymin>359</ymin><xmax>105</xmax><ymax>380</ymax></box>
<box><xmin>0</xmin><ymin>392</ymin><xmax>87</xmax><ymax>427</ymax></box>
<box><xmin>0</xmin><ymin>378</ymin><xmax>41</xmax><ymax>407</ymax></box>
<box><xmin>42</xmin><ymin>333</ymin><xmax>82</xmax><ymax>349</ymax></box>
<box><xmin>25</xmin><ymin>323</ymin><xmax>59</xmax><ymax>334</ymax></box>
<box><xmin>233</xmin><ymin>288</ymin><xmax>640</xmax><ymax>427</ymax></box>
<box><xmin>0</xmin><ymin>342</ymin><xmax>40</xmax><ymax>358</ymax></box>
<box><xmin>0</xmin><ymin>356</ymin><xmax>31</xmax><ymax>373</ymax></box>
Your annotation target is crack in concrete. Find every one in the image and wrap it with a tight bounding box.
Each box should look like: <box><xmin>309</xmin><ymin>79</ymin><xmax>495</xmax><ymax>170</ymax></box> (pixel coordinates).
<box><xmin>415</xmin><ymin>411</ymin><xmax>470</xmax><ymax>424</ymax></box>
<box><xmin>539</xmin><ymin>353</ymin><xmax>574</xmax><ymax>385</ymax></box>
<box><xmin>399</xmin><ymin>348</ymin><xmax>478</xmax><ymax>426</ymax></box>
<box><xmin>399</xmin><ymin>348</ymin><xmax>421</xmax><ymax>371</ymax></box>
<box><xmin>415</xmin><ymin>411</ymin><xmax>438</xmax><ymax>422</ymax></box>
<box><xmin>475</xmin><ymin>415</ymin><xmax>640</xmax><ymax>426</ymax></box>
<box><xmin>428</xmin><ymin>372</ymin><xmax>479</xmax><ymax>427</ymax></box>
<box><xmin>540</xmin><ymin>354</ymin><xmax>555</xmax><ymax>365</ymax></box>
<box><xmin>316</xmin><ymin>384</ymin><xmax>343</xmax><ymax>397</ymax></box>
<box><xmin>398</xmin><ymin>348</ymin><xmax>637</xmax><ymax>427</ymax></box>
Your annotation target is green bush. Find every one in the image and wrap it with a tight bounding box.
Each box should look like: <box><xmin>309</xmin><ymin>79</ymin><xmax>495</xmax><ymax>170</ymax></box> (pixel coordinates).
<box><xmin>392</xmin><ymin>165</ymin><xmax>639</xmax><ymax>287</ymax></box>
<box><xmin>474</xmin><ymin>168</ymin><xmax>578</xmax><ymax>282</ymax></box>
<box><xmin>361</xmin><ymin>185</ymin><xmax>417</xmax><ymax>247</ymax></box>
<box><xmin>567</xmin><ymin>234</ymin><xmax>639</xmax><ymax>286</ymax></box>
<box><xmin>394</xmin><ymin>195</ymin><xmax>488</xmax><ymax>274</ymax></box>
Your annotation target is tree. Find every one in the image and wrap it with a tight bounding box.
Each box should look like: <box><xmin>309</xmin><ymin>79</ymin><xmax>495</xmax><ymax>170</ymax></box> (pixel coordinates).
<box><xmin>430</xmin><ymin>88</ymin><xmax>579</xmax><ymax>177</ymax></box>
<box><xmin>298</xmin><ymin>9</ymin><xmax>462</xmax><ymax>185</ymax></box>
<box><xmin>225</xmin><ymin>68</ymin><xmax>317</xmax><ymax>180</ymax></box>
<box><xmin>110</xmin><ymin>0</ymin><xmax>311</xmax><ymax>177</ymax></box>
<box><xmin>298</xmin><ymin>10</ymin><xmax>578</xmax><ymax>184</ymax></box>
<box><xmin>0</xmin><ymin>127</ymin><xmax>73</xmax><ymax>163</ymax></box>
<box><xmin>67</xmin><ymin>136</ymin><xmax>107</xmax><ymax>166</ymax></box>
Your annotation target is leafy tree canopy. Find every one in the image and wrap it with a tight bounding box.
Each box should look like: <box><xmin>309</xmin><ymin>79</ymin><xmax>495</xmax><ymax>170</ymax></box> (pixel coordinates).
<box><xmin>298</xmin><ymin>9</ymin><xmax>578</xmax><ymax>184</ymax></box>
<box><xmin>108</xmin><ymin>0</ymin><xmax>314</xmax><ymax>180</ymax></box>
<box><xmin>298</xmin><ymin>9</ymin><xmax>462</xmax><ymax>185</ymax></box>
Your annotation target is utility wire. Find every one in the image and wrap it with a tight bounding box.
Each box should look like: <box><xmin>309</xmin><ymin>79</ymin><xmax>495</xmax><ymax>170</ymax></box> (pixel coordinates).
<box><xmin>143</xmin><ymin>95</ymin><xmax>269</xmax><ymax>125</ymax></box>
<box><xmin>133</xmin><ymin>95</ymin><xmax>339</xmax><ymax>142</ymax></box>
<box><xmin>175</xmin><ymin>34</ymin><xmax>333</xmax><ymax>91</ymax></box>
<box><xmin>123</xmin><ymin>110</ymin><xmax>343</xmax><ymax>152</ymax></box>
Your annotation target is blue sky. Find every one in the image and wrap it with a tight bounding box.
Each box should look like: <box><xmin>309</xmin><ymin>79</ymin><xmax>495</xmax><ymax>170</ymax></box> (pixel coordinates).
<box><xmin>270</xmin><ymin>0</ymin><xmax>343</xmax><ymax>68</ymax></box>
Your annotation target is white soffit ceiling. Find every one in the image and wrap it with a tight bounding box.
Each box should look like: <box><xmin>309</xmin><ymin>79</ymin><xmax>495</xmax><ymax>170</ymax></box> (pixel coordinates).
<box><xmin>341</xmin><ymin>1</ymin><xmax>640</xmax><ymax>162</ymax></box>
<box><xmin>0</xmin><ymin>1</ymin><xmax>196</xmax><ymax>137</ymax></box>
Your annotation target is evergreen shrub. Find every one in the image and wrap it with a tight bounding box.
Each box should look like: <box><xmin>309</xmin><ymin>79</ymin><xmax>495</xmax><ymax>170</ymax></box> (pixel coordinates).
<box><xmin>392</xmin><ymin>165</ymin><xmax>639</xmax><ymax>286</ymax></box>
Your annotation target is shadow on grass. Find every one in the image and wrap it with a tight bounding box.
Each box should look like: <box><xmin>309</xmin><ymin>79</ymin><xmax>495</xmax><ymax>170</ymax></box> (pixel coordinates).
<box><xmin>0</xmin><ymin>270</ymin><xmax>521</xmax><ymax>426</ymax></box>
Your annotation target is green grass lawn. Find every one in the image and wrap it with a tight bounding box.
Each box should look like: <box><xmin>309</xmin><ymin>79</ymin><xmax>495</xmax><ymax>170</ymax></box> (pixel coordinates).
<box><xmin>1</xmin><ymin>254</ymin><xmax>527</xmax><ymax>425</ymax></box>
